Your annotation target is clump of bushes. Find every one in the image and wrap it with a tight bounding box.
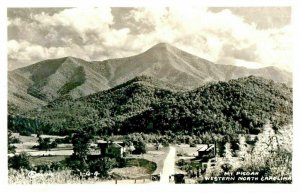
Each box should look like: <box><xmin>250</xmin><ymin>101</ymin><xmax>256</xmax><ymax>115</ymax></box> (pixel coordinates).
<box><xmin>33</xmin><ymin>137</ymin><xmax>58</xmax><ymax>150</ymax></box>
<box><xmin>8</xmin><ymin>152</ymin><xmax>32</xmax><ymax>170</ymax></box>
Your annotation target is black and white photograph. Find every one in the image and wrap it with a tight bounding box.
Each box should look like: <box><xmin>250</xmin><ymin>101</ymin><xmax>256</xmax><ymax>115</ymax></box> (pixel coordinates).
<box><xmin>2</xmin><ymin>2</ymin><xmax>298</xmax><ymax>189</ymax></box>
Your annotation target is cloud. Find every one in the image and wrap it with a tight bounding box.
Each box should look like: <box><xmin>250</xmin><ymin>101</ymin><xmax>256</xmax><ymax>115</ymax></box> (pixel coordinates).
<box><xmin>8</xmin><ymin>7</ymin><xmax>134</xmax><ymax>70</ymax></box>
<box><xmin>127</xmin><ymin>7</ymin><xmax>292</xmax><ymax>71</ymax></box>
<box><xmin>8</xmin><ymin>7</ymin><xmax>118</xmax><ymax>46</ymax></box>
<box><xmin>7</xmin><ymin>7</ymin><xmax>292</xmax><ymax>72</ymax></box>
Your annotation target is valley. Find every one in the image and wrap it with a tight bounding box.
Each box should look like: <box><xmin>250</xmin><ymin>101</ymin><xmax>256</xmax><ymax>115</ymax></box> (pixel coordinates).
<box><xmin>7</xmin><ymin>43</ymin><xmax>293</xmax><ymax>184</ymax></box>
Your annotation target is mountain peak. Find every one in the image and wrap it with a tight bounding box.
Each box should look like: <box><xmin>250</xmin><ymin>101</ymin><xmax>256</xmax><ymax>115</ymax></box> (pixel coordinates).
<box><xmin>146</xmin><ymin>42</ymin><xmax>175</xmax><ymax>52</ymax></box>
<box><xmin>153</xmin><ymin>42</ymin><xmax>172</xmax><ymax>47</ymax></box>
<box><xmin>64</xmin><ymin>56</ymin><xmax>81</xmax><ymax>62</ymax></box>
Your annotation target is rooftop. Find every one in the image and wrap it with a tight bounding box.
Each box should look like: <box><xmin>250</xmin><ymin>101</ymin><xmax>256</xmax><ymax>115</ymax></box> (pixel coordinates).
<box><xmin>96</xmin><ymin>140</ymin><xmax>124</xmax><ymax>144</ymax></box>
<box><xmin>197</xmin><ymin>144</ymin><xmax>215</xmax><ymax>152</ymax></box>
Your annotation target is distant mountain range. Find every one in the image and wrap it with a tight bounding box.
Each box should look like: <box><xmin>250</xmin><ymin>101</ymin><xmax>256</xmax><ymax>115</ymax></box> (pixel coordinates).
<box><xmin>8</xmin><ymin>43</ymin><xmax>292</xmax><ymax>113</ymax></box>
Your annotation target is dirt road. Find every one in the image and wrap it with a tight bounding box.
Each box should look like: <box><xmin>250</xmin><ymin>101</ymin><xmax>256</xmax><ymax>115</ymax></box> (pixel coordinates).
<box><xmin>160</xmin><ymin>146</ymin><xmax>176</xmax><ymax>183</ymax></box>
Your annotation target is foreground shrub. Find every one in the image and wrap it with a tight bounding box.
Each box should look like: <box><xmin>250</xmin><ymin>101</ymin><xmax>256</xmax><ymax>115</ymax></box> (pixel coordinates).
<box><xmin>8</xmin><ymin>152</ymin><xmax>31</xmax><ymax>170</ymax></box>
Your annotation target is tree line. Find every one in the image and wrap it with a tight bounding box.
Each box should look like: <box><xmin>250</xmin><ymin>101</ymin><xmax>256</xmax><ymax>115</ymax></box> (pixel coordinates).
<box><xmin>8</xmin><ymin>76</ymin><xmax>292</xmax><ymax>140</ymax></box>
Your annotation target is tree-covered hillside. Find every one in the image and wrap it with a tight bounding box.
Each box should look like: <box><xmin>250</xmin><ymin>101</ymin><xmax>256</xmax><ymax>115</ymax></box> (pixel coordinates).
<box><xmin>8</xmin><ymin>76</ymin><xmax>292</xmax><ymax>138</ymax></box>
<box><xmin>120</xmin><ymin>76</ymin><xmax>292</xmax><ymax>136</ymax></box>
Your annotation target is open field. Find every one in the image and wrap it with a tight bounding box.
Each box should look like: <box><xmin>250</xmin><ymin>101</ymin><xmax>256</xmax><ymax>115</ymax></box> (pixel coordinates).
<box><xmin>126</xmin><ymin>158</ymin><xmax>156</xmax><ymax>173</ymax></box>
<box><xmin>10</xmin><ymin>133</ymin><xmax>197</xmax><ymax>184</ymax></box>
<box><xmin>11</xmin><ymin>133</ymin><xmax>74</xmax><ymax>157</ymax></box>
<box><xmin>9</xmin><ymin>149</ymin><xmax>169</xmax><ymax>184</ymax></box>
<box><xmin>109</xmin><ymin>158</ymin><xmax>157</xmax><ymax>179</ymax></box>
<box><xmin>29</xmin><ymin>155</ymin><xmax>69</xmax><ymax>166</ymax></box>
<box><xmin>10</xmin><ymin>134</ymin><xmax>169</xmax><ymax>184</ymax></box>
<box><xmin>17</xmin><ymin>134</ymin><xmax>66</xmax><ymax>143</ymax></box>
<box><xmin>127</xmin><ymin>146</ymin><xmax>169</xmax><ymax>175</ymax></box>
<box><xmin>16</xmin><ymin>150</ymin><xmax>74</xmax><ymax>157</ymax></box>
<box><xmin>175</xmin><ymin>144</ymin><xmax>199</xmax><ymax>163</ymax></box>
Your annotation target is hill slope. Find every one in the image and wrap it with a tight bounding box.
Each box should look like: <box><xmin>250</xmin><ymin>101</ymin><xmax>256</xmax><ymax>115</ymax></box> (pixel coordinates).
<box><xmin>8</xmin><ymin>57</ymin><xmax>110</xmax><ymax>113</ymax></box>
<box><xmin>99</xmin><ymin>43</ymin><xmax>292</xmax><ymax>89</ymax></box>
<box><xmin>8</xmin><ymin>43</ymin><xmax>292</xmax><ymax>113</ymax></box>
<box><xmin>9</xmin><ymin>76</ymin><xmax>292</xmax><ymax>137</ymax></box>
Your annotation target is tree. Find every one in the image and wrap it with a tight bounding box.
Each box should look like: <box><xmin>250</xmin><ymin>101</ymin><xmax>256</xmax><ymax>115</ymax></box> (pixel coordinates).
<box><xmin>71</xmin><ymin>131</ymin><xmax>91</xmax><ymax>160</ymax></box>
<box><xmin>8</xmin><ymin>144</ymin><xmax>16</xmax><ymax>154</ymax></box>
<box><xmin>237</xmin><ymin>136</ymin><xmax>248</xmax><ymax>160</ymax></box>
<box><xmin>127</xmin><ymin>142</ymin><xmax>135</xmax><ymax>154</ymax></box>
<box><xmin>223</xmin><ymin>142</ymin><xmax>233</xmax><ymax>162</ymax></box>
<box><xmin>89</xmin><ymin>158</ymin><xmax>117</xmax><ymax>178</ymax></box>
<box><xmin>37</xmin><ymin>137</ymin><xmax>56</xmax><ymax>151</ymax></box>
<box><xmin>236</xmin><ymin>124</ymin><xmax>292</xmax><ymax>182</ymax></box>
<box><xmin>68</xmin><ymin>128</ymin><xmax>95</xmax><ymax>175</ymax></box>
<box><xmin>8</xmin><ymin>152</ymin><xmax>31</xmax><ymax>170</ymax></box>
<box><xmin>8</xmin><ymin>130</ymin><xmax>18</xmax><ymax>154</ymax></box>
<box><xmin>38</xmin><ymin>137</ymin><xmax>49</xmax><ymax>150</ymax></box>
<box><xmin>133</xmin><ymin>140</ymin><xmax>146</xmax><ymax>154</ymax></box>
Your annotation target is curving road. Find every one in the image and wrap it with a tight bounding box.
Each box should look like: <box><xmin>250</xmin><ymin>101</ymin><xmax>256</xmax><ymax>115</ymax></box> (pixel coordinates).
<box><xmin>160</xmin><ymin>146</ymin><xmax>176</xmax><ymax>183</ymax></box>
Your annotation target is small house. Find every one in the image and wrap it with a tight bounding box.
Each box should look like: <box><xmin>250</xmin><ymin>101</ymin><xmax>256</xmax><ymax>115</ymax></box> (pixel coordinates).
<box><xmin>106</xmin><ymin>143</ymin><xmax>125</xmax><ymax>158</ymax></box>
<box><xmin>196</xmin><ymin>143</ymin><xmax>216</xmax><ymax>162</ymax></box>
<box><xmin>97</xmin><ymin>140</ymin><xmax>125</xmax><ymax>158</ymax></box>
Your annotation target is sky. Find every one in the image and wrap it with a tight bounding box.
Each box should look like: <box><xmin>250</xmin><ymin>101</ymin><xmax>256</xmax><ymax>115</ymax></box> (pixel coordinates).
<box><xmin>7</xmin><ymin>7</ymin><xmax>292</xmax><ymax>72</ymax></box>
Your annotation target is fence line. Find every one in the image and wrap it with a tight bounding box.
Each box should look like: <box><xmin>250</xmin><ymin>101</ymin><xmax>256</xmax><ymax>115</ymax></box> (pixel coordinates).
<box><xmin>114</xmin><ymin>174</ymin><xmax>157</xmax><ymax>184</ymax></box>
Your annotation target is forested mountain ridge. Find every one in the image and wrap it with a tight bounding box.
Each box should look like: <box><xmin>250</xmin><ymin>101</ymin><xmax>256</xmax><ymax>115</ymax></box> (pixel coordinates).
<box><xmin>8</xmin><ymin>43</ymin><xmax>292</xmax><ymax>114</ymax></box>
<box><xmin>8</xmin><ymin>76</ymin><xmax>292</xmax><ymax>138</ymax></box>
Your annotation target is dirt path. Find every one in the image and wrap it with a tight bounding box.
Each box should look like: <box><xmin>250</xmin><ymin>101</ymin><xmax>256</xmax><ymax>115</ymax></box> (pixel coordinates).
<box><xmin>160</xmin><ymin>146</ymin><xmax>176</xmax><ymax>183</ymax></box>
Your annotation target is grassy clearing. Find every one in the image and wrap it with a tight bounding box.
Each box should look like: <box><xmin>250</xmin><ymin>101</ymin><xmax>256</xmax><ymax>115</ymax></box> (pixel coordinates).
<box><xmin>18</xmin><ymin>135</ymin><xmax>38</xmax><ymax>143</ymax></box>
<box><xmin>125</xmin><ymin>158</ymin><xmax>156</xmax><ymax>174</ymax></box>
<box><xmin>175</xmin><ymin>144</ymin><xmax>199</xmax><ymax>157</ymax></box>
<box><xmin>29</xmin><ymin>155</ymin><xmax>69</xmax><ymax>166</ymax></box>
<box><xmin>128</xmin><ymin>146</ymin><xmax>169</xmax><ymax>175</ymax></box>
<box><xmin>18</xmin><ymin>134</ymin><xmax>66</xmax><ymax>143</ymax></box>
<box><xmin>109</xmin><ymin>158</ymin><xmax>157</xmax><ymax>179</ymax></box>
